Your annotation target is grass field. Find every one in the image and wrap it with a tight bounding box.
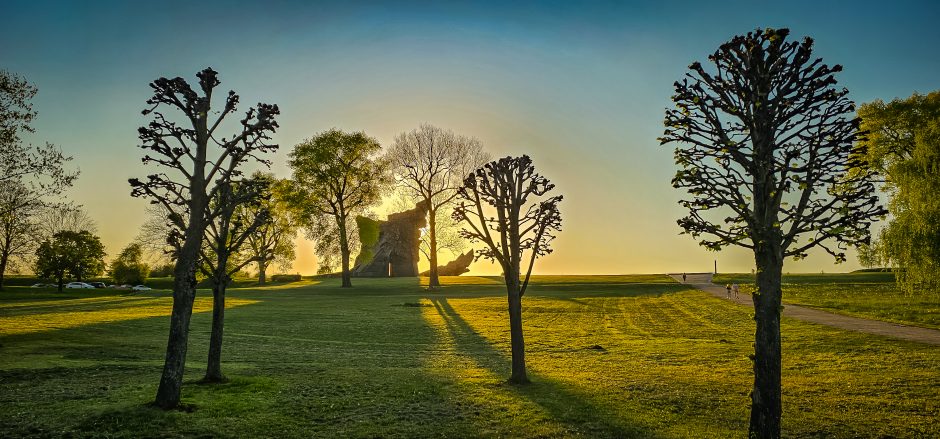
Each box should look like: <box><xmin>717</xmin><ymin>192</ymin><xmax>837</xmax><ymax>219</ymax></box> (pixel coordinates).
<box><xmin>1</xmin><ymin>275</ymin><xmax>938</xmax><ymax>438</ymax></box>
<box><xmin>714</xmin><ymin>272</ymin><xmax>940</xmax><ymax>329</ymax></box>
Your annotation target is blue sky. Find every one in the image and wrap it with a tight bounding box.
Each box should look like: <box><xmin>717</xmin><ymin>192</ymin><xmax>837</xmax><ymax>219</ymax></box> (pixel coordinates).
<box><xmin>3</xmin><ymin>0</ymin><xmax>938</xmax><ymax>274</ymax></box>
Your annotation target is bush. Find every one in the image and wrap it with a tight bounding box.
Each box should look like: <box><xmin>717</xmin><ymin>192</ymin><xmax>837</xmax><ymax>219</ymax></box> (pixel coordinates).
<box><xmin>270</xmin><ymin>274</ymin><xmax>301</xmax><ymax>282</ymax></box>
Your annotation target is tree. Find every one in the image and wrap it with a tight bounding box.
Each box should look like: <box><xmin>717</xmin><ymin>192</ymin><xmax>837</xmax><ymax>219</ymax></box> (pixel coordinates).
<box><xmin>1</xmin><ymin>70</ymin><xmax>74</xmax><ymax>185</ymax></box>
<box><xmin>36</xmin><ymin>205</ymin><xmax>97</xmax><ymax>239</ymax></box>
<box><xmin>452</xmin><ymin>155</ymin><xmax>562</xmax><ymax>384</ymax></box>
<box><xmin>240</xmin><ymin>172</ymin><xmax>297</xmax><ymax>284</ymax></box>
<box><xmin>0</xmin><ymin>71</ymin><xmax>78</xmax><ymax>289</ymax></box>
<box><xmin>129</xmin><ymin>68</ymin><xmax>279</xmax><ymax>409</ymax></box>
<box><xmin>660</xmin><ymin>28</ymin><xmax>885</xmax><ymax>438</ymax></box>
<box><xmin>286</xmin><ymin>129</ymin><xmax>390</xmax><ymax>287</ymax></box>
<box><xmin>200</xmin><ymin>177</ymin><xmax>271</xmax><ymax>382</ymax></box>
<box><xmin>857</xmin><ymin>91</ymin><xmax>940</xmax><ymax>294</ymax></box>
<box><xmin>386</xmin><ymin>124</ymin><xmax>488</xmax><ymax>288</ymax></box>
<box><xmin>34</xmin><ymin>230</ymin><xmax>106</xmax><ymax>291</ymax></box>
<box><xmin>110</xmin><ymin>243</ymin><xmax>150</xmax><ymax>285</ymax></box>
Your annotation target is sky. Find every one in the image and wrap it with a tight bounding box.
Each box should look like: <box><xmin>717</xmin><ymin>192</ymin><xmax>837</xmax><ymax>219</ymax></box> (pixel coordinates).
<box><xmin>2</xmin><ymin>0</ymin><xmax>939</xmax><ymax>275</ymax></box>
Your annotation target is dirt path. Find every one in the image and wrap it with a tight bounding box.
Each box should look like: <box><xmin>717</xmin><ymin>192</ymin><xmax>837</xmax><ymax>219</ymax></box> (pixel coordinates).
<box><xmin>669</xmin><ymin>273</ymin><xmax>940</xmax><ymax>346</ymax></box>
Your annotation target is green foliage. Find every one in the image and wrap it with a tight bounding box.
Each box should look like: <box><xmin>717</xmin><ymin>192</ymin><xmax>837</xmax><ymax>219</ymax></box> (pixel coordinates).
<box><xmin>353</xmin><ymin>215</ymin><xmax>380</xmax><ymax>266</ymax></box>
<box><xmin>270</xmin><ymin>273</ymin><xmax>302</xmax><ymax>282</ymax></box>
<box><xmin>34</xmin><ymin>230</ymin><xmax>106</xmax><ymax>288</ymax></box>
<box><xmin>109</xmin><ymin>243</ymin><xmax>150</xmax><ymax>285</ymax></box>
<box><xmin>0</xmin><ymin>276</ymin><xmax>936</xmax><ymax>437</ymax></box>
<box><xmin>285</xmin><ymin>129</ymin><xmax>391</xmax><ymax>278</ymax></box>
<box><xmin>858</xmin><ymin>91</ymin><xmax>940</xmax><ymax>295</ymax></box>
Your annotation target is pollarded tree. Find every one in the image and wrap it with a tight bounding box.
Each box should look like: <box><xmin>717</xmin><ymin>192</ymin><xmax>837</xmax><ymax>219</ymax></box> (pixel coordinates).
<box><xmin>857</xmin><ymin>91</ymin><xmax>940</xmax><ymax>294</ymax></box>
<box><xmin>240</xmin><ymin>172</ymin><xmax>297</xmax><ymax>284</ymax></box>
<box><xmin>34</xmin><ymin>230</ymin><xmax>106</xmax><ymax>291</ymax></box>
<box><xmin>286</xmin><ymin>129</ymin><xmax>390</xmax><ymax>287</ymax></box>
<box><xmin>200</xmin><ymin>177</ymin><xmax>271</xmax><ymax>382</ymax></box>
<box><xmin>128</xmin><ymin>68</ymin><xmax>279</xmax><ymax>409</ymax></box>
<box><xmin>452</xmin><ymin>155</ymin><xmax>562</xmax><ymax>384</ymax></box>
<box><xmin>660</xmin><ymin>28</ymin><xmax>885</xmax><ymax>438</ymax></box>
<box><xmin>386</xmin><ymin>124</ymin><xmax>489</xmax><ymax>288</ymax></box>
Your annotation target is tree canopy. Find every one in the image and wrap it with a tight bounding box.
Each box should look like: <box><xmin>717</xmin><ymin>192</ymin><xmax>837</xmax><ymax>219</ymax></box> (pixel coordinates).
<box><xmin>857</xmin><ymin>91</ymin><xmax>940</xmax><ymax>294</ymax></box>
<box><xmin>34</xmin><ymin>230</ymin><xmax>106</xmax><ymax>291</ymax></box>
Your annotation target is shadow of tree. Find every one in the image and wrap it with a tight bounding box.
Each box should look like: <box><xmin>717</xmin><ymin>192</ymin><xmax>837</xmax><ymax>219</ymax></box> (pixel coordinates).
<box><xmin>428</xmin><ymin>296</ymin><xmax>662</xmax><ymax>438</ymax></box>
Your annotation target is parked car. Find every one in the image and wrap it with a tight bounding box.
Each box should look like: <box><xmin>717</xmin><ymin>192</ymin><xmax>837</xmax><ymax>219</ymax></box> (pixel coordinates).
<box><xmin>65</xmin><ymin>282</ymin><xmax>95</xmax><ymax>289</ymax></box>
<box><xmin>30</xmin><ymin>283</ymin><xmax>54</xmax><ymax>288</ymax></box>
<box><xmin>131</xmin><ymin>285</ymin><xmax>152</xmax><ymax>291</ymax></box>
<box><xmin>89</xmin><ymin>282</ymin><xmax>107</xmax><ymax>289</ymax></box>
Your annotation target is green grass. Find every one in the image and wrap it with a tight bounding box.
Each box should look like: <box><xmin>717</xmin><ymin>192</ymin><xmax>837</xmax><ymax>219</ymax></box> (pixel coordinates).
<box><xmin>715</xmin><ymin>272</ymin><xmax>940</xmax><ymax>329</ymax></box>
<box><xmin>1</xmin><ymin>275</ymin><xmax>937</xmax><ymax>438</ymax></box>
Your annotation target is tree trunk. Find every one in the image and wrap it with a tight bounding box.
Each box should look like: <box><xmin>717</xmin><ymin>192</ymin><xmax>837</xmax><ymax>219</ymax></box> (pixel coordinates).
<box><xmin>154</xmin><ymin>259</ymin><xmax>197</xmax><ymax>409</ymax></box>
<box><xmin>338</xmin><ymin>213</ymin><xmax>352</xmax><ymax>288</ymax></box>
<box><xmin>257</xmin><ymin>259</ymin><xmax>267</xmax><ymax>285</ymax></box>
<box><xmin>57</xmin><ymin>273</ymin><xmax>64</xmax><ymax>293</ymax></box>
<box><xmin>204</xmin><ymin>281</ymin><xmax>226</xmax><ymax>382</ymax></box>
<box><xmin>505</xmin><ymin>270</ymin><xmax>528</xmax><ymax>384</ymax></box>
<box><xmin>0</xmin><ymin>251</ymin><xmax>7</xmax><ymax>290</ymax></box>
<box><xmin>749</xmin><ymin>243</ymin><xmax>784</xmax><ymax>439</ymax></box>
<box><xmin>428</xmin><ymin>206</ymin><xmax>440</xmax><ymax>288</ymax></box>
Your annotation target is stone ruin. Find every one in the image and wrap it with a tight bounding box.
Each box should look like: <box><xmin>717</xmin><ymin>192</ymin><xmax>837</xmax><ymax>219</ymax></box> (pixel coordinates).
<box><xmin>420</xmin><ymin>250</ymin><xmax>475</xmax><ymax>277</ymax></box>
<box><xmin>351</xmin><ymin>201</ymin><xmax>428</xmax><ymax>277</ymax></box>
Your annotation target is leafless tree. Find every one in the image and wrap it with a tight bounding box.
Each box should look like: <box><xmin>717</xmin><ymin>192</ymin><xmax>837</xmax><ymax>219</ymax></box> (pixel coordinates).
<box><xmin>129</xmin><ymin>67</ymin><xmax>279</xmax><ymax>409</ymax></box>
<box><xmin>452</xmin><ymin>155</ymin><xmax>562</xmax><ymax>384</ymax></box>
<box><xmin>660</xmin><ymin>28</ymin><xmax>885</xmax><ymax>438</ymax></box>
<box><xmin>386</xmin><ymin>124</ymin><xmax>488</xmax><ymax>287</ymax></box>
<box><xmin>36</xmin><ymin>205</ymin><xmax>97</xmax><ymax>238</ymax></box>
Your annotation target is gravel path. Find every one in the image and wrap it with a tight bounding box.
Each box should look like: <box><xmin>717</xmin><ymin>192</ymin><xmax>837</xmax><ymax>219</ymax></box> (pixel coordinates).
<box><xmin>670</xmin><ymin>273</ymin><xmax>940</xmax><ymax>346</ymax></box>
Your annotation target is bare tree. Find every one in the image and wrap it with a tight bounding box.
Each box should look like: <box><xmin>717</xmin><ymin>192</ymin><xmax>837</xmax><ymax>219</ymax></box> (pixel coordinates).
<box><xmin>386</xmin><ymin>124</ymin><xmax>488</xmax><ymax>288</ymax></box>
<box><xmin>129</xmin><ymin>68</ymin><xmax>279</xmax><ymax>409</ymax></box>
<box><xmin>452</xmin><ymin>155</ymin><xmax>562</xmax><ymax>384</ymax></box>
<box><xmin>36</xmin><ymin>205</ymin><xmax>97</xmax><ymax>238</ymax></box>
<box><xmin>200</xmin><ymin>177</ymin><xmax>270</xmax><ymax>382</ymax></box>
<box><xmin>660</xmin><ymin>28</ymin><xmax>885</xmax><ymax>438</ymax></box>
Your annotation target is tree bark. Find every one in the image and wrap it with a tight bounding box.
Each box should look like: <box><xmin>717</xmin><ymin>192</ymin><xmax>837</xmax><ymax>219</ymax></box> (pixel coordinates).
<box><xmin>154</xmin><ymin>262</ymin><xmax>197</xmax><ymax>409</ymax></box>
<box><xmin>257</xmin><ymin>259</ymin><xmax>267</xmax><ymax>285</ymax></box>
<box><xmin>204</xmin><ymin>281</ymin><xmax>226</xmax><ymax>382</ymax></box>
<box><xmin>0</xmin><ymin>251</ymin><xmax>7</xmax><ymax>290</ymax></box>
<box><xmin>428</xmin><ymin>206</ymin><xmax>440</xmax><ymax>288</ymax></box>
<box><xmin>338</xmin><ymin>213</ymin><xmax>352</xmax><ymax>288</ymax></box>
<box><xmin>506</xmin><ymin>272</ymin><xmax>528</xmax><ymax>384</ymax></box>
<box><xmin>749</xmin><ymin>242</ymin><xmax>784</xmax><ymax>439</ymax></box>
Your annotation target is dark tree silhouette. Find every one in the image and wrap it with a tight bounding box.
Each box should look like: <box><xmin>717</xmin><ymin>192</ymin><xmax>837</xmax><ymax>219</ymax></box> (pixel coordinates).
<box><xmin>129</xmin><ymin>68</ymin><xmax>279</xmax><ymax>409</ymax></box>
<box><xmin>660</xmin><ymin>28</ymin><xmax>885</xmax><ymax>438</ymax></box>
<box><xmin>200</xmin><ymin>177</ymin><xmax>271</xmax><ymax>382</ymax></box>
<box><xmin>34</xmin><ymin>230</ymin><xmax>106</xmax><ymax>292</ymax></box>
<box><xmin>386</xmin><ymin>124</ymin><xmax>488</xmax><ymax>288</ymax></box>
<box><xmin>452</xmin><ymin>155</ymin><xmax>562</xmax><ymax>384</ymax></box>
<box><xmin>240</xmin><ymin>172</ymin><xmax>296</xmax><ymax>284</ymax></box>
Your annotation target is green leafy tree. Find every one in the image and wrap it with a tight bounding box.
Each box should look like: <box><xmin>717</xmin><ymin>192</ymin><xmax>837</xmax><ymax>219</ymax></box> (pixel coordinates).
<box><xmin>857</xmin><ymin>91</ymin><xmax>940</xmax><ymax>294</ymax></box>
<box><xmin>240</xmin><ymin>172</ymin><xmax>297</xmax><ymax>284</ymax></box>
<box><xmin>286</xmin><ymin>129</ymin><xmax>390</xmax><ymax>287</ymax></box>
<box><xmin>34</xmin><ymin>230</ymin><xmax>106</xmax><ymax>291</ymax></box>
<box><xmin>660</xmin><ymin>28</ymin><xmax>885</xmax><ymax>438</ymax></box>
<box><xmin>110</xmin><ymin>243</ymin><xmax>150</xmax><ymax>285</ymax></box>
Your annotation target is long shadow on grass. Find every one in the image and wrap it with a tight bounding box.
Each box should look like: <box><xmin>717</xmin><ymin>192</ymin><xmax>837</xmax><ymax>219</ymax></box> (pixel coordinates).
<box><xmin>428</xmin><ymin>296</ymin><xmax>661</xmax><ymax>438</ymax></box>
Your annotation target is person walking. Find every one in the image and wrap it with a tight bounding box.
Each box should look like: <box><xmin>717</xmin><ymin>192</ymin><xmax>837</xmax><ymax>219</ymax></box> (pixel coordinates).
<box><xmin>732</xmin><ymin>283</ymin><xmax>739</xmax><ymax>299</ymax></box>
<box><xmin>682</xmin><ymin>273</ymin><xmax>687</xmax><ymax>283</ymax></box>
<box><xmin>726</xmin><ymin>284</ymin><xmax>732</xmax><ymax>299</ymax></box>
